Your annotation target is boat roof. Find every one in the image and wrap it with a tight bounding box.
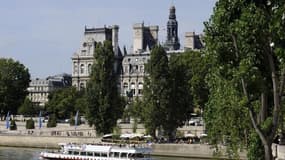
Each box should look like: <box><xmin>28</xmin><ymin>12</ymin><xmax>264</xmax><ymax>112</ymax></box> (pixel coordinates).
<box><xmin>63</xmin><ymin>143</ymin><xmax>151</xmax><ymax>154</ymax></box>
<box><xmin>110</xmin><ymin>146</ymin><xmax>152</xmax><ymax>154</ymax></box>
<box><xmin>85</xmin><ymin>145</ymin><xmax>112</xmax><ymax>153</ymax></box>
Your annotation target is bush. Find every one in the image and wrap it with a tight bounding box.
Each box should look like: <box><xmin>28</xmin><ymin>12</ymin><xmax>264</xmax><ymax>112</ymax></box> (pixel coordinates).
<box><xmin>10</xmin><ymin>120</ymin><xmax>17</xmax><ymax>130</ymax></box>
<box><xmin>247</xmin><ymin>131</ymin><xmax>264</xmax><ymax>160</ymax></box>
<box><xmin>47</xmin><ymin>114</ymin><xmax>57</xmax><ymax>128</ymax></box>
<box><xmin>26</xmin><ymin>118</ymin><xmax>35</xmax><ymax>129</ymax></box>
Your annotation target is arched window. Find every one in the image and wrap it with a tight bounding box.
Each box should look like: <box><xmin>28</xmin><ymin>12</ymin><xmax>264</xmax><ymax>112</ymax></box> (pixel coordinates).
<box><xmin>88</xmin><ymin>64</ymin><xmax>92</xmax><ymax>74</ymax></box>
<box><xmin>80</xmin><ymin>83</ymin><xmax>85</xmax><ymax>90</ymax></box>
<box><xmin>123</xmin><ymin>83</ymin><xmax>128</xmax><ymax>95</ymax></box>
<box><xmin>80</xmin><ymin>64</ymin><xmax>85</xmax><ymax>74</ymax></box>
<box><xmin>138</xmin><ymin>83</ymin><xmax>143</xmax><ymax>95</ymax></box>
<box><xmin>130</xmin><ymin>82</ymin><xmax>136</xmax><ymax>95</ymax></box>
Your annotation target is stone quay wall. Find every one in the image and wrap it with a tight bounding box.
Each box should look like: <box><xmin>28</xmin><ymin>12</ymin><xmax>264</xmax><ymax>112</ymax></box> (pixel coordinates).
<box><xmin>0</xmin><ymin>135</ymin><xmax>101</xmax><ymax>149</ymax></box>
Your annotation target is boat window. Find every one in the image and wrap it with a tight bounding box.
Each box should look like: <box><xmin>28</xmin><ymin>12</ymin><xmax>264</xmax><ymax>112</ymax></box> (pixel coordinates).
<box><xmin>68</xmin><ymin>151</ymin><xmax>73</xmax><ymax>155</ymax></box>
<box><xmin>133</xmin><ymin>153</ymin><xmax>144</xmax><ymax>158</ymax></box>
<box><xmin>114</xmin><ymin>152</ymin><xmax>120</xmax><ymax>157</ymax></box>
<box><xmin>87</xmin><ymin>152</ymin><xmax>93</xmax><ymax>156</ymax></box>
<box><xmin>94</xmin><ymin>152</ymin><xmax>100</xmax><ymax>157</ymax></box>
<box><xmin>74</xmin><ymin>151</ymin><xmax>79</xmax><ymax>155</ymax></box>
<box><xmin>80</xmin><ymin>152</ymin><xmax>86</xmax><ymax>156</ymax></box>
<box><xmin>101</xmin><ymin>153</ymin><xmax>107</xmax><ymax>157</ymax></box>
<box><xmin>109</xmin><ymin>152</ymin><xmax>114</xmax><ymax>157</ymax></box>
<box><xmin>121</xmin><ymin>153</ymin><xmax>127</xmax><ymax>158</ymax></box>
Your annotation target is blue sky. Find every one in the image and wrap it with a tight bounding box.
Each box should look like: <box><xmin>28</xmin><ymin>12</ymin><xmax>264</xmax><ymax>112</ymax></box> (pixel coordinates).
<box><xmin>0</xmin><ymin>0</ymin><xmax>217</xmax><ymax>78</ymax></box>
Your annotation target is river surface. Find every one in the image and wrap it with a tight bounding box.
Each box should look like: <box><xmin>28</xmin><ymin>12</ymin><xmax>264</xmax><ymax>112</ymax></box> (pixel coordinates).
<box><xmin>0</xmin><ymin>146</ymin><xmax>205</xmax><ymax>160</ymax></box>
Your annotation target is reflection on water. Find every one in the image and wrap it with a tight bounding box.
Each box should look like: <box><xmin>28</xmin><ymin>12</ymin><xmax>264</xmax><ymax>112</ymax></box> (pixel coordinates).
<box><xmin>0</xmin><ymin>146</ymin><xmax>205</xmax><ymax>160</ymax></box>
<box><xmin>154</xmin><ymin>156</ymin><xmax>206</xmax><ymax>160</ymax></box>
<box><xmin>0</xmin><ymin>147</ymin><xmax>41</xmax><ymax>160</ymax></box>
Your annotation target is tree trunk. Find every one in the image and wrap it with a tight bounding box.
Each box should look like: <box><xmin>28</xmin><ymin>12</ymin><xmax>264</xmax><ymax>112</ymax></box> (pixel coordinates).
<box><xmin>264</xmin><ymin>143</ymin><xmax>273</xmax><ymax>160</ymax></box>
<box><xmin>258</xmin><ymin>93</ymin><xmax>267</xmax><ymax>125</ymax></box>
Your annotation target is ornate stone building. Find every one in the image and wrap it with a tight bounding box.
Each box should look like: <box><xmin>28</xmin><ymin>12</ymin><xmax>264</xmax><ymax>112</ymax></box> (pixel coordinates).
<box><xmin>27</xmin><ymin>73</ymin><xmax>71</xmax><ymax>106</ymax></box>
<box><xmin>71</xmin><ymin>25</ymin><xmax>121</xmax><ymax>90</ymax></box>
<box><xmin>71</xmin><ymin>5</ymin><xmax>203</xmax><ymax>98</ymax></box>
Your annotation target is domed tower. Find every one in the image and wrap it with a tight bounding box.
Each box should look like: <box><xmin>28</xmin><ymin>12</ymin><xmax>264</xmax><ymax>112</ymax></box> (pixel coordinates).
<box><xmin>165</xmin><ymin>5</ymin><xmax>180</xmax><ymax>50</ymax></box>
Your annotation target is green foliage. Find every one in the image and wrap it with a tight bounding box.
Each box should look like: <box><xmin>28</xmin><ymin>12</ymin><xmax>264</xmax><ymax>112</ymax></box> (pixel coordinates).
<box><xmin>0</xmin><ymin>58</ymin><xmax>30</xmax><ymax>116</ymax></box>
<box><xmin>45</xmin><ymin>86</ymin><xmax>86</xmax><ymax>120</ymax></box>
<box><xmin>26</xmin><ymin>118</ymin><xmax>35</xmax><ymax>129</ymax></box>
<box><xmin>18</xmin><ymin>98</ymin><xmax>38</xmax><ymax>116</ymax></box>
<box><xmin>47</xmin><ymin>114</ymin><xmax>57</xmax><ymax>128</ymax></box>
<box><xmin>142</xmin><ymin>45</ymin><xmax>171</xmax><ymax>137</ymax></box>
<box><xmin>86</xmin><ymin>41</ymin><xmax>125</xmax><ymax>134</ymax></box>
<box><xmin>204</xmin><ymin>0</ymin><xmax>285</xmax><ymax>159</ymax></box>
<box><xmin>10</xmin><ymin>120</ymin><xmax>17</xmax><ymax>130</ymax></box>
<box><xmin>205</xmin><ymin>74</ymin><xmax>250</xmax><ymax>157</ymax></box>
<box><xmin>140</xmin><ymin>46</ymin><xmax>208</xmax><ymax>140</ymax></box>
<box><xmin>177</xmin><ymin>51</ymin><xmax>210</xmax><ymax>109</ymax></box>
<box><xmin>247</xmin><ymin>131</ymin><xmax>265</xmax><ymax>160</ymax></box>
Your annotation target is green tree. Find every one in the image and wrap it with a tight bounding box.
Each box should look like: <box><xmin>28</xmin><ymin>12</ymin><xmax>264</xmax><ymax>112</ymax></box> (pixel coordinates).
<box><xmin>18</xmin><ymin>98</ymin><xmax>38</xmax><ymax>116</ymax></box>
<box><xmin>26</xmin><ymin>118</ymin><xmax>35</xmax><ymax>129</ymax></box>
<box><xmin>204</xmin><ymin>0</ymin><xmax>285</xmax><ymax>159</ymax></box>
<box><xmin>10</xmin><ymin>119</ymin><xmax>17</xmax><ymax>130</ymax></box>
<box><xmin>142</xmin><ymin>45</ymin><xmax>171</xmax><ymax>138</ymax></box>
<box><xmin>164</xmin><ymin>53</ymin><xmax>194</xmax><ymax>140</ymax></box>
<box><xmin>47</xmin><ymin>113</ymin><xmax>57</xmax><ymax>128</ymax></box>
<box><xmin>45</xmin><ymin>86</ymin><xmax>85</xmax><ymax>120</ymax></box>
<box><xmin>181</xmin><ymin>51</ymin><xmax>210</xmax><ymax>111</ymax></box>
<box><xmin>0</xmin><ymin>58</ymin><xmax>30</xmax><ymax>118</ymax></box>
<box><xmin>86</xmin><ymin>41</ymin><xmax>124</xmax><ymax>135</ymax></box>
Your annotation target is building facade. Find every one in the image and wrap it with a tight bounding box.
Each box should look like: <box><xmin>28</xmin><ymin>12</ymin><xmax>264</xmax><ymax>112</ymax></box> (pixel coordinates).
<box><xmin>71</xmin><ymin>5</ymin><xmax>203</xmax><ymax>98</ymax></box>
<box><xmin>27</xmin><ymin>73</ymin><xmax>71</xmax><ymax>106</ymax></box>
<box><xmin>71</xmin><ymin>25</ymin><xmax>121</xmax><ymax>90</ymax></box>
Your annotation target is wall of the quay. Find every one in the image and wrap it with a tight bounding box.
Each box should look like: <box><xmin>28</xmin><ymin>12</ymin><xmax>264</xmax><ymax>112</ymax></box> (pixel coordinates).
<box><xmin>0</xmin><ymin>135</ymin><xmax>101</xmax><ymax>149</ymax></box>
<box><xmin>152</xmin><ymin>143</ymin><xmax>247</xmax><ymax>159</ymax></box>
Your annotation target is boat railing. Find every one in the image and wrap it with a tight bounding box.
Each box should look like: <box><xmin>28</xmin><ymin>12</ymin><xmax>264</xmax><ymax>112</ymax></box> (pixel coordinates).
<box><xmin>63</xmin><ymin>142</ymin><xmax>151</xmax><ymax>149</ymax></box>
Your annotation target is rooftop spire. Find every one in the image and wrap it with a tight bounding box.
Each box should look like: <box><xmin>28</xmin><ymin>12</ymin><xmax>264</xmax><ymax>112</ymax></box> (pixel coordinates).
<box><xmin>169</xmin><ymin>5</ymin><xmax>176</xmax><ymax>19</ymax></box>
<box><xmin>165</xmin><ymin>5</ymin><xmax>180</xmax><ymax>51</ymax></box>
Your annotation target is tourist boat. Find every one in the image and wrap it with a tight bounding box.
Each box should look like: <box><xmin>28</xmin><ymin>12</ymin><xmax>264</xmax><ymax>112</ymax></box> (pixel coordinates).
<box><xmin>40</xmin><ymin>142</ymin><xmax>152</xmax><ymax>160</ymax></box>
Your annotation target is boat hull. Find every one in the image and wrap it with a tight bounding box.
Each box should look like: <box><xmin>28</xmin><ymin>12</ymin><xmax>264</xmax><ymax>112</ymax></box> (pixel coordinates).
<box><xmin>40</xmin><ymin>152</ymin><xmax>152</xmax><ymax>160</ymax></box>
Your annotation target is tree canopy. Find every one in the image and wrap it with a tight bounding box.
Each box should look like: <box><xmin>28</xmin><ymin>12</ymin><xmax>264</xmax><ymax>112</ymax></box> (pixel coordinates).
<box><xmin>204</xmin><ymin>0</ymin><xmax>285</xmax><ymax>159</ymax></box>
<box><xmin>142</xmin><ymin>45</ymin><xmax>171</xmax><ymax>137</ymax></box>
<box><xmin>0</xmin><ymin>58</ymin><xmax>30</xmax><ymax>117</ymax></box>
<box><xmin>18</xmin><ymin>98</ymin><xmax>38</xmax><ymax>116</ymax></box>
<box><xmin>86</xmin><ymin>40</ymin><xmax>124</xmax><ymax>135</ymax></box>
<box><xmin>45</xmin><ymin>86</ymin><xmax>85</xmax><ymax>120</ymax></box>
<box><xmin>140</xmin><ymin>46</ymin><xmax>199</xmax><ymax>140</ymax></box>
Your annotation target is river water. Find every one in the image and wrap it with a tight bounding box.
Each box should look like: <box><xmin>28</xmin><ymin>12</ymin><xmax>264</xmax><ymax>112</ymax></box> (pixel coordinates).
<box><xmin>0</xmin><ymin>146</ymin><xmax>205</xmax><ymax>160</ymax></box>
